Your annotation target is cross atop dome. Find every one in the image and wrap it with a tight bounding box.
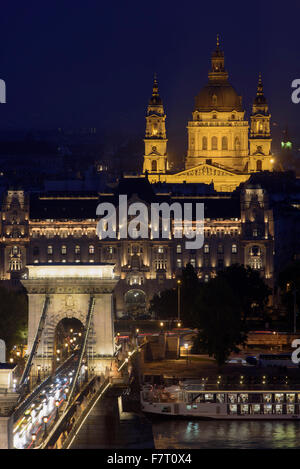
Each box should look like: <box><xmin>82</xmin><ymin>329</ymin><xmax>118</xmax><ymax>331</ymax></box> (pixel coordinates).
<box><xmin>209</xmin><ymin>34</ymin><xmax>228</xmax><ymax>81</ymax></box>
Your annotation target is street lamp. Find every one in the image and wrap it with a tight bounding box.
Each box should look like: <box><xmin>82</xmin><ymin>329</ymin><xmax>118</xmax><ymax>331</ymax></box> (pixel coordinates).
<box><xmin>37</xmin><ymin>365</ymin><xmax>41</xmax><ymax>383</ymax></box>
<box><xmin>43</xmin><ymin>416</ymin><xmax>48</xmax><ymax>438</ymax></box>
<box><xmin>55</xmin><ymin>400</ymin><xmax>60</xmax><ymax>420</ymax></box>
<box><xmin>31</xmin><ymin>433</ymin><xmax>37</xmax><ymax>448</ymax></box>
<box><xmin>177</xmin><ymin>279</ymin><xmax>182</xmax><ymax>322</ymax></box>
<box><xmin>184</xmin><ymin>343</ymin><xmax>189</xmax><ymax>365</ymax></box>
<box><xmin>287</xmin><ymin>282</ymin><xmax>298</xmax><ymax>333</ymax></box>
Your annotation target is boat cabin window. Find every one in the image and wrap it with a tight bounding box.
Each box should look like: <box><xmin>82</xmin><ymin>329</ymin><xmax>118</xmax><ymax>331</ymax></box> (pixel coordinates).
<box><xmin>287</xmin><ymin>394</ymin><xmax>295</xmax><ymax>403</ymax></box>
<box><xmin>263</xmin><ymin>393</ymin><xmax>272</xmax><ymax>403</ymax></box>
<box><xmin>264</xmin><ymin>404</ymin><xmax>272</xmax><ymax>414</ymax></box>
<box><xmin>275</xmin><ymin>393</ymin><xmax>284</xmax><ymax>403</ymax></box>
<box><xmin>229</xmin><ymin>404</ymin><xmax>237</xmax><ymax>414</ymax></box>
<box><xmin>287</xmin><ymin>405</ymin><xmax>295</xmax><ymax>414</ymax></box>
<box><xmin>275</xmin><ymin>404</ymin><xmax>282</xmax><ymax>414</ymax></box>
<box><xmin>228</xmin><ymin>394</ymin><xmax>237</xmax><ymax>403</ymax></box>
<box><xmin>252</xmin><ymin>404</ymin><xmax>261</xmax><ymax>414</ymax></box>
<box><xmin>239</xmin><ymin>394</ymin><xmax>249</xmax><ymax>403</ymax></box>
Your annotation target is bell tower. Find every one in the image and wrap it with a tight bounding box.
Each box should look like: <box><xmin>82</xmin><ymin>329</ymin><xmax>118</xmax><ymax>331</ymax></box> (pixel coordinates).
<box><xmin>249</xmin><ymin>74</ymin><xmax>273</xmax><ymax>172</ymax></box>
<box><xmin>143</xmin><ymin>75</ymin><xmax>168</xmax><ymax>174</ymax></box>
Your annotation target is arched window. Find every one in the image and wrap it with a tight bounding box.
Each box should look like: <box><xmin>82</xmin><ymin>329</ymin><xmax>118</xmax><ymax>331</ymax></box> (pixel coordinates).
<box><xmin>12</xmin><ymin>245</ymin><xmax>19</xmax><ymax>255</ymax></box>
<box><xmin>211</xmin><ymin>136</ymin><xmax>218</xmax><ymax>150</ymax></box>
<box><xmin>151</xmin><ymin>160</ymin><xmax>157</xmax><ymax>172</ymax></box>
<box><xmin>232</xmin><ymin>244</ymin><xmax>237</xmax><ymax>254</ymax></box>
<box><xmin>256</xmin><ymin>160</ymin><xmax>262</xmax><ymax>171</ymax></box>
<box><xmin>204</xmin><ymin>244</ymin><xmax>210</xmax><ymax>254</ymax></box>
<box><xmin>10</xmin><ymin>258</ymin><xmax>22</xmax><ymax>271</ymax></box>
<box><xmin>234</xmin><ymin>137</ymin><xmax>241</xmax><ymax>151</ymax></box>
<box><xmin>222</xmin><ymin>136</ymin><xmax>228</xmax><ymax>150</ymax></box>
<box><xmin>124</xmin><ymin>289</ymin><xmax>146</xmax><ymax>305</ymax></box>
<box><xmin>202</xmin><ymin>136</ymin><xmax>207</xmax><ymax>150</ymax></box>
<box><xmin>248</xmin><ymin>245</ymin><xmax>263</xmax><ymax>270</ymax></box>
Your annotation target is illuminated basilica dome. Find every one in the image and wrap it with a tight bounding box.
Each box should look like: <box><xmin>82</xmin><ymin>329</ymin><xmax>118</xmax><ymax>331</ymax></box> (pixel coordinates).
<box><xmin>195</xmin><ymin>82</ymin><xmax>242</xmax><ymax>112</ymax></box>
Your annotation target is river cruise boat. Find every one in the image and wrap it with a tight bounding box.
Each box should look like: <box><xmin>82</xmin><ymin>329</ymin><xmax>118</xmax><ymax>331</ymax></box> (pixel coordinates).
<box><xmin>140</xmin><ymin>382</ymin><xmax>300</xmax><ymax>419</ymax></box>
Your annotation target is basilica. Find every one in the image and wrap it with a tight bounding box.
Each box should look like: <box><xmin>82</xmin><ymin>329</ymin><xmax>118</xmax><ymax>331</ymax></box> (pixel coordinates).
<box><xmin>0</xmin><ymin>40</ymin><xmax>299</xmax><ymax>318</ymax></box>
<box><xmin>143</xmin><ymin>36</ymin><xmax>274</xmax><ymax>192</ymax></box>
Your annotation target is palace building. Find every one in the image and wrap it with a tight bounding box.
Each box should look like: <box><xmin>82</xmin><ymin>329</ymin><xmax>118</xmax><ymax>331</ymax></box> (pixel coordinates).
<box><xmin>143</xmin><ymin>37</ymin><xmax>274</xmax><ymax>192</ymax></box>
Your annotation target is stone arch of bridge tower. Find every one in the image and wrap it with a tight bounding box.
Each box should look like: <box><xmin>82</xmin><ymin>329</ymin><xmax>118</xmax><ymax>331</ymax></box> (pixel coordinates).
<box><xmin>41</xmin><ymin>300</ymin><xmax>97</xmax><ymax>362</ymax></box>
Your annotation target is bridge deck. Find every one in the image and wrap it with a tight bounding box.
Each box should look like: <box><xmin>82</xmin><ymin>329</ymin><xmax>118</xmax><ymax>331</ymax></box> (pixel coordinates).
<box><xmin>70</xmin><ymin>387</ymin><xmax>154</xmax><ymax>449</ymax></box>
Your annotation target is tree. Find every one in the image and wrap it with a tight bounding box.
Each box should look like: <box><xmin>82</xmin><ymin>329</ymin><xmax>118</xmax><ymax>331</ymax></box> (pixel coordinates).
<box><xmin>180</xmin><ymin>263</ymin><xmax>200</xmax><ymax>326</ymax></box>
<box><xmin>278</xmin><ymin>260</ymin><xmax>300</xmax><ymax>328</ymax></box>
<box><xmin>149</xmin><ymin>288</ymin><xmax>177</xmax><ymax>319</ymax></box>
<box><xmin>0</xmin><ymin>286</ymin><xmax>28</xmax><ymax>354</ymax></box>
<box><xmin>149</xmin><ymin>263</ymin><xmax>200</xmax><ymax>323</ymax></box>
<box><xmin>217</xmin><ymin>264</ymin><xmax>271</xmax><ymax>321</ymax></box>
<box><xmin>192</xmin><ymin>277</ymin><xmax>246</xmax><ymax>368</ymax></box>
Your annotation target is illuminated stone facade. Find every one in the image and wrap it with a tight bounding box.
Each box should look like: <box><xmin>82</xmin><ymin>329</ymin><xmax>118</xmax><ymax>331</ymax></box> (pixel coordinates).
<box><xmin>144</xmin><ymin>38</ymin><xmax>274</xmax><ymax>191</ymax></box>
<box><xmin>0</xmin><ymin>183</ymin><xmax>278</xmax><ymax>317</ymax></box>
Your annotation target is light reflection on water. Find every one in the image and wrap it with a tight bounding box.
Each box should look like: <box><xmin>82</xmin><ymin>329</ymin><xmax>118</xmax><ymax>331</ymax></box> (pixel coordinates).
<box><xmin>152</xmin><ymin>419</ymin><xmax>300</xmax><ymax>449</ymax></box>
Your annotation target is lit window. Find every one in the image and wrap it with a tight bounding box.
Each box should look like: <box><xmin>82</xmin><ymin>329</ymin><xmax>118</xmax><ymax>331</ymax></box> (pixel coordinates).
<box><xmin>47</xmin><ymin>245</ymin><xmax>53</xmax><ymax>255</ymax></box>
<box><xmin>217</xmin><ymin>244</ymin><xmax>223</xmax><ymax>254</ymax></box>
<box><xmin>177</xmin><ymin>258</ymin><xmax>182</xmax><ymax>268</ymax></box>
<box><xmin>75</xmin><ymin>245</ymin><xmax>80</xmax><ymax>254</ymax></box>
<box><xmin>89</xmin><ymin>245</ymin><xmax>95</xmax><ymax>254</ymax></box>
<box><xmin>176</xmin><ymin>244</ymin><xmax>182</xmax><ymax>254</ymax></box>
<box><xmin>61</xmin><ymin>245</ymin><xmax>67</xmax><ymax>255</ymax></box>
<box><xmin>204</xmin><ymin>274</ymin><xmax>209</xmax><ymax>283</ymax></box>
<box><xmin>232</xmin><ymin>244</ymin><xmax>237</xmax><ymax>254</ymax></box>
<box><xmin>190</xmin><ymin>259</ymin><xmax>196</xmax><ymax>268</ymax></box>
<box><xmin>204</xmin><ymin>244</ymin><xmax>210</xmax><ymax>254</ymax></box>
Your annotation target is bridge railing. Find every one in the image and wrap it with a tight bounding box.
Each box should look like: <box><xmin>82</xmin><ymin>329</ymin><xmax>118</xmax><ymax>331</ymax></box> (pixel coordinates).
<box><xmin>65</xmin><ymin>295</ymin><xmax>95</xmax><ymax>407</ymax></box>
<box><xmin>18</xmin><ymin>295</ymin><xmax>50</xmax><ymax>390</ymax></box>
<box><xmin>39</xmin><ymin>375</ymin><xmax>110</xmax><ymax>449</ymax></box>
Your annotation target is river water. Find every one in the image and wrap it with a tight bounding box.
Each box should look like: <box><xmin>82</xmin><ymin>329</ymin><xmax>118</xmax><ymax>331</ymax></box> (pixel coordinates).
<box><xmin>151</xmin><ymin>419</ymin><xmax>300</xmax><ymax>449</ymax></box>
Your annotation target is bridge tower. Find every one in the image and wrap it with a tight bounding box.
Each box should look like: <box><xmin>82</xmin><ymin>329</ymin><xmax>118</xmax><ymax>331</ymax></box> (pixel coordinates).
<box><xmin>21</xmin><ymin>263</ymin><xmax>118</xmax><ymax>379</ymax></box>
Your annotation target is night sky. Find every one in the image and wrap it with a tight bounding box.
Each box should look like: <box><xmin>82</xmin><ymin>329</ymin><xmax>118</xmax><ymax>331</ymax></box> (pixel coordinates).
<box><xmin>0</xmin><ymin>1</ymin><xmax>299</xmax><ymax>156</ymax></box>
